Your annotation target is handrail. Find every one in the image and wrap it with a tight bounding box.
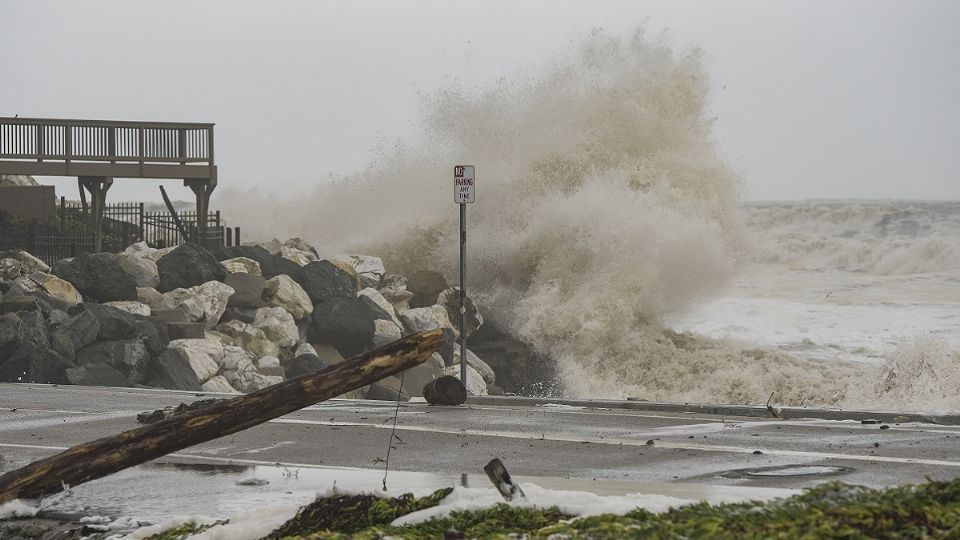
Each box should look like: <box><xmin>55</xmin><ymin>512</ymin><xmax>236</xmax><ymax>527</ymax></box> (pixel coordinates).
<box><xmin>0</xmin><ymin>117</ymin><xmax>215</xmax><ymax>168</ymax></box>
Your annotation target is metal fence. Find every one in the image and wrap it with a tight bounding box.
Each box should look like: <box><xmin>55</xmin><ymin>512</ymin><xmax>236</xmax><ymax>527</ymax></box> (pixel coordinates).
<box><xmin>25</xmin><ymin>199</ymin><xmax>236</xmax><ymax>264</ymax></box>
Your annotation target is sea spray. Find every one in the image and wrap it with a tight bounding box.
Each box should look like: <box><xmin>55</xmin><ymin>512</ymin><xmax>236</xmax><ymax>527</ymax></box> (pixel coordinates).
<box><xmin>219</xmin><ymin>29</ymin><xmax>960</xmax><ymax>409</ymax></box>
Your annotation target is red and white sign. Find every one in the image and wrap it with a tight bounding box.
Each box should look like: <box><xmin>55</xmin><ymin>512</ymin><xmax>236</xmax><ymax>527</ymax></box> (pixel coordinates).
<box><xmin>454</xmin><ymin>165</ymin><xmax>475</xmax><ymax>203</ymax></box>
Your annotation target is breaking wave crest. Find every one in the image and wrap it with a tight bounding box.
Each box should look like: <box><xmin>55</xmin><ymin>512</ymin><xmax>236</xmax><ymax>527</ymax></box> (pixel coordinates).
<box><xmin>221</xmin><ymin>29</ymin><xmax>959</xmax><ymax>409</ymax></box>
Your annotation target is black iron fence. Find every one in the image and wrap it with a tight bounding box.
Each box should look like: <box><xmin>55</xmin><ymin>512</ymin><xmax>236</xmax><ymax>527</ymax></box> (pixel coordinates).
<box><xmin>22</xmin><ymin>198</ymin><xmax>240</xmax><ymax>264</ymax></box>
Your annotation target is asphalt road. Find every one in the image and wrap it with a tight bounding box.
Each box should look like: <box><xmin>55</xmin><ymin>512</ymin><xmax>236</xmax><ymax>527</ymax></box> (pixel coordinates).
<box><xmin>1</xmin><ymin>383</ymin><xmax>959</xmax><ymax>521</ymax></box>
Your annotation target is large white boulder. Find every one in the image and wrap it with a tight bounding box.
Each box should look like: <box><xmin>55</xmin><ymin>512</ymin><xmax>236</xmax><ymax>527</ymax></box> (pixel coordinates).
<box><xmin>104</xmin><ymin>301</ymin><xmax>151</xmax><ymax>317</ymax></box>
<box><xmin>210</xmin><ymin>319</ymin><xmax>280</xmax><ymax>358</ymax></box>
<box><xmin>115</xmin><ymin>253</ymin><xmax>160</xmax><ymax>289</ymax></box>
<box><xmin>334</xmin><ymin>255</ymin><xmax>385</xmax><ymax>289</ymax></box>
<box><xmin>262</xmin><ymin>274</ymin><xmax>313</xmax><ymax>320</ymax></box>
<box><xmin>222</xmin><ymin>345</ymin><xmax>282</xmax><ymax>392</ymax></box>
<box><xmin>454</xmin><ymin>348</ymin><xmax>496</xmax><ymax>385</ymax></box>
<box><xmin>373</xmin><ymin>319</ymin><xmax>402</xmax><ymax>347</ymax></box>
<box><xmin>378</xmin><ymin>274</ymin><xmax>414</xmax><ymax>312</ymax></box>
<box><xmin>0</xmin><ymin>175</ymin><xmax>38</xmax><ymax>187</ymax></box>
<box><xmin>200</xmin><ymin>375</ymin><xmax>239</xmax><ymax>394</ymax></box>
<box><xmin>444</xmin><ymin>363</ymin><xmax>488</xmax><ymax>396</ymax></box>
<box><xmin>14</xmin><ymin>251</ymin><xmax>49</xmax><ymax>273</ymax></box>
<box><xmin>358</xmin><ymin>288</ymin><xmax>403</xmax><ymax>327</ymax></box>
<box><xmin>281</xmin><ymin>246</ymin><xmax>316</xmax><ymax>267</ymax></box>
<box><xmin>27</xmin><ymin>272</ymin><xmax>82</xmax><ymax>305</ymax></box>
<box><xmin>256</xmin><ymin>355</ymin><xmax>285</xmax><ymax>377</ymax></box>
<box><xmin>153</xmin><ymin>338</ymin><xmax>224</xmax><ymax>390</ymax></box>
<box><xmin>222</xmin><ymin>257</ymin><xmax>262</xmax><ymax>276</ymax></box>
<box><xmin>398</xmin><ymin>305</ymin><xmax>456</xmax><ymax>336</ymax></box>
<box><xmin>252</xmin><ymin>307</ymin><xmax>298</xmax><ymax>348</ymax></box>
<box><xmin>162</xmin><ymin>281</ymin><xmax>235</xmax><ymax>328</ymax></box>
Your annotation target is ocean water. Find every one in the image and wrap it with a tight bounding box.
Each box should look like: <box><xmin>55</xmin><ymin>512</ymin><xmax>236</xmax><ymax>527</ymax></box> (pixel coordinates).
<box><xmin>221</xmin><ymin>29</ymin><xmax>959</xmax><ymax>412</ymax></box>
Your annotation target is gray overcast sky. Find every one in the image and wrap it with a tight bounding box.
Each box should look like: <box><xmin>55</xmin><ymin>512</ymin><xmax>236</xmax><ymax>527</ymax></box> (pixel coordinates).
<box><xmin>1</xmin><ymin>0</ymin><xmax>958</xmax><ymax>203</ymax></box>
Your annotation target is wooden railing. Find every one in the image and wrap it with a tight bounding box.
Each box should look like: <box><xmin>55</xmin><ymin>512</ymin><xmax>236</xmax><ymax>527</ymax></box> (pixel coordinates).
<box><xmin>0</xmin><ymin>117</ymin><xmax>215</xmax><ymax>180</ymax></box>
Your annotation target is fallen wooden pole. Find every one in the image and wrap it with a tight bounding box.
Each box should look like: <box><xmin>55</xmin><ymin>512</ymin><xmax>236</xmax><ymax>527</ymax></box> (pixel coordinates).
<box><xmin>0</xmin><ymin>329</ymin><xmax>445</xmax><ymax>504</ymax></box>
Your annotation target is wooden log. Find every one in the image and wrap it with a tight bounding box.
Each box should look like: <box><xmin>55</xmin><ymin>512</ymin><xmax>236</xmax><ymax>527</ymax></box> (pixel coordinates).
<box><xmin>0</xmin><ymin>328</ymin><xmax>445</xmax><ymax>504</ymax></box>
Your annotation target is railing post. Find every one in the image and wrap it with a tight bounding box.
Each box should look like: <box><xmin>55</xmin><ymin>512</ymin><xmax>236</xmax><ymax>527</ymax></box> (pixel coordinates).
<box><xmin>64</xmin><ymin>124</ymin><xmax>72</xmax><ymax>169</ymax></box>
<box><xmin>36</xmin><ymin>125</ymin><xmax>44</xmax><ymax>162</ymax></box>
<box><xmin>137</xmin><ymin>126</ymin><xmax>144</xmax><ymax>176</ymax></box>
<box><xmin>178</xmin><ymin>128</ymin><xmax>186</xmax><ymax>165</ymax></box>
<box><xmin>60</xmin><ymin>196</ymin><xmax>65</xmax><ymax>234</ymax></box>
<box><xmin>108</xmin><ymin>127</ymin><xmax>116</xmax><ymax>163</ymax></box>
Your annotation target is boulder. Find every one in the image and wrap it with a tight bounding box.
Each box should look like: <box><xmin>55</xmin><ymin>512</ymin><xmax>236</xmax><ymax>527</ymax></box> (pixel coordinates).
<box><xmin>211</xmin><ymin>319</ymin><xmax>280</xmax><ymax>358</ymax></box>
<box><xmin>407</xmin><ymin>270</ymin><xmax>448</xmax><ymax>308</ymax></box>
<box><xmin>84</xmin><ymin>303</ymin><xmax>169</xmax><ymax>357</ymax></box>
<box><xmin>296</xmin><ymin>260</ymin><xmax>358</xmax><ymax>304</ymax></box>
<box><xmin>256</xmin><ymin>355</ymin><xmax>285</xmax><ymax>377</ymax></box>
<box><xmin>156</xmin><ymin>243</ymin><xmax>227</xmax><ymax>292</ymax></box>
<box><xmin>312</xmin><ymin>343</ymin><xmax>345</xmax><ymax>365</ymax></box>
<box><xmin>444</xmin><ymin>363</ymin><xmax>488</xmax><ymax>396</ymax></box>
<box><xmin>378</xmin><ymin>274</ymin><xmax>414</xmax><ymax>312</ymax></box>
<box><xmin>252</xmin><ymin>307</ymin><xmax>298</xmax><ymax>348</ymax></box>
<box><xmin>281</xmin><ymin>245</ymin><xmax>317</xmax><ymax>267</ymax></box>
<box><xmin>27</xmin><ymin>272</ymin><xmax>83</xmax><ymax>306</ymax></box>
<box><xmin>309</xmin><ymin>295</ymin><xmax>391</xmax><ymax>358</ymax></box>
<box><xmin>115</xmin><ymin>253</ymin><xmax>160</xmax><ymax>289</ymax></box>
<box><xmin>397</xmin><ymin>352</ymin><xmax>444</xmax><ymax>397</ymax></box>
<box><xmin>66</xmin><ymin>362</ymin><xmax>130</xmax><ymax>387</ymax></box>
<box><xmin>209</xmin><ymin>245</ymin><xmax>302</xmax><ymax>280</ymax></box>
<box><xmin>77</xmin><ymin>339</ymin><xmax>150</xmax><ymax>384</ymax></box>
<box><xmin>0</xmin><ymin>250</ymin><xmax>51</xmax><ymax>274</ymax></box>
<box><xmin>222</xmin><ymin>257</ymin><xmax>262</xmax><ymax>276</ymax></box>
<box><xmin>455</xmin><ymin>348</ymin><xmax>496</xmax><ymax>385</ymax></box>
<box><xmin>121</xmin><ymin>241</ymin><xmax>158</xmax><ymax>258</ymax></box>
<box><xmin>0</xmin><ymin>258</ymin><xmax>26</xmax><ymax>280</ymax></box>
<box><xmin>144</xmin><ymin>246</ymin><xmax>176</xmax><ymax>262</ymax></box>
<box><xmin>225</xmin><ymin>273</ymin><xmax>265</xmax><ymax>309</ymax></box>
<box><xmin>358</xmin><ymin>288</ymin><xmax>403</xmax><ymax>327</ymax></box>
<box><xmin>422</xmin><ymin>375</ymin><xmax>467</xmax><ymax>406</ymax></box>
<box><xmin>284</xmin><ymin>238</ymin><xmax>319</xmax><ymax>259</ymax></box>
<box><xmin>200</xmin><ymin>375</ymin><xmax>239</xmax><ymax>394</ymax></box>
<box><xmin>334</xmin><ymin>255</ymin><xmax>385</xmax><ymax>289</ymax></box>
<box><xmin>249</xmin><ymin>239</ymin><xmax>283</xmax><ymax>255</ymax></box>
<box><xmin>0</xmin><ymin>294</ymin><xmax>39</xmax><ymax>315</ymax></box>
<box><xmin>281</xmin><ymin>350</ymin><xmax>328</xmax><ymax>379</ymax></box>
<box><xmin>398</xmin><ymin>305</ymin><xmax>456</xmax><ymax>336</ymax></box>
<box><xmin>137</xmin><ymin>287</ymin><xmax>166</xmax><ymax>311</ymax></box>
<box><xmin>104</xmin><ymin>301</ymin><xmax>151</xmax><ymax>317</ymax></box>
<box><xmin>0</xmin><ymin>311</ymin><xmax>70</xmax><ymax>384</ymax></box>
<box><xmin>262</xmin><ymin>274</ymin><xmax>312</xmax><ymax>320</ymax></box>
<box><xmin>161</xmin><ymin>281</ymin><xmax>235</xmax><ymax>328</ymax></box>
<box><xmin>166</xmin><ymin>321</ymin><xmax>205</xmax><ymax>340</ymax></box>
<box><xmin>222</xmin><ymin>345</ymin><xmax>283</xmax><ymax>392</ymax></box>
<box><xmin>51</xmin><ymin>253</ymin><xmax>137</xmax><ymax>302</ymax></box>
<box><xmin>437</xmin><ymin>287</ymin><xmax>483</xmax><ymax>337</ymax></box>
<box><xmin>50</xmin><ymin>309</ymin><xmax>100</xmax><ymax>355</ymax></box>
<box><xmin>150</xmin><ymin>338</ymin><xmax>223</xmax><ymax>390</ymax></box>
<box><xmin>373</xmin><ymin>319</ymin><xmax>402</xmax><ymax>347</ymax></box>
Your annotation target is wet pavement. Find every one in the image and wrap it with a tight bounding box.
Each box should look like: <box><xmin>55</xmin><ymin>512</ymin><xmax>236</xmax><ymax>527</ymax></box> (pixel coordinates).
<box><xmin>1</xmin><ymin>383</ymin><xmax>959</xmax><ymax>524</ymax></box>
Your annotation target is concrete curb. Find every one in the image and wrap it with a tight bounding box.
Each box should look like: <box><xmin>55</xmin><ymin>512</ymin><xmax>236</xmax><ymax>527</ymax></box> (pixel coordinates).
<box><xmin>466</xmin><ymin>395</ymin><xmax>960</xmax><ymax>425</ymax></box>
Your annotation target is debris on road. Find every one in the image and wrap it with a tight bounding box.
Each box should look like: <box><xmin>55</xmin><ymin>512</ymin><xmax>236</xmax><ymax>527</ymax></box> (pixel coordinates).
<box><xmin>423</xmin><ymin>375</ymin><xmax>467</xmax><ymax>406</ymax></box>
<box><xmin>136</xmin><ymin>398</ymin><xmax>225</xmax><ymax>424</ymax></box>
<box><xmin>484</xmin><ymin>458</ymin><xmax>525</xmax><ymax>501</ymax></box>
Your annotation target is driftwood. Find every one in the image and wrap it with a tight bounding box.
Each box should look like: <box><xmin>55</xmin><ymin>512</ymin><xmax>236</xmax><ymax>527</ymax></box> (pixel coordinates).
<box><xmin>159</xmin><ymin>185</ymin><xmax>190</xmax><ymax>241</ymax></box>
<box><xmin>423</xmin><ymin>375</ymin><xmax>467</xmax><ymax>406</ymax></box>
<box><xmin>484</xmin><ymin>458</ymin><xmax>525</xmax><ymax>501</ymax></box>
<box><xmin>0</xmin><ymin>328</ymin><xmax>445</xmax><ymax>504</ymax></box>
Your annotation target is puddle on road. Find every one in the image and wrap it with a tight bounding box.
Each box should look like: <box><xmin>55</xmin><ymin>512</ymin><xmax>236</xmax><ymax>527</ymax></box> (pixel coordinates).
<box><xmin>720</xmin><ymin>464</ymin><xmax>854</xmax><ymax>479</ymax></box>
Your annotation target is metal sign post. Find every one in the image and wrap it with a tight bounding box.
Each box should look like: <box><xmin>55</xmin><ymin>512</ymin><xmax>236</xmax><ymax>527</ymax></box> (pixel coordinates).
<box><xmin>454</xmin><ymin>165</ymin><xmax>475</xmax><ymax>389</ymax></box>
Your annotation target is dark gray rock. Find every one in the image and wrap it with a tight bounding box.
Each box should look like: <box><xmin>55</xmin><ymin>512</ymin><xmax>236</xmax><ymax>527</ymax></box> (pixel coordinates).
<box><xmin>166</xmin><ymin>321</ymin><xmax>205</xmax><ymax>340</ymax></box>
<box><xmin>51</xmin><ymin>252</ymin><xmax>138</xmax><ymax>302</ymax></box>
<box><xmin>297</xmin><ymin>260</ymin><xmax>358</xmax><ymax>304</ymax></box>
<box><xmin>281</xmin><ymin>353</ymin><xmax>329</xmax><ymax>379</ymax></box>
<box><xmin>157</xmin><ymin>243</ymin><xmax>227</xmax><ymax>292</ymax></box>
<box><xmin>77</xmin><ymin>339</ymin><xmax>151</xmax><ymax>384</ymax></box>
<box><xmin>225</xmin><ymin>272</ymin><xmax>266</xmax><ymax>309</ymax></box>
<box><xmin>210</xmin><ymin>245</ymin><xmax>302</xmax><ymax>280</ymax></box>
<box><xmin>54</xmin><ymin>309</ymin><xmax>100</xmax><ymax>351</ymax></box>
<box><xmin>1</xmin><ymin>294</ymin><xmax>39</xmax><ymax>314</ymax></box>
<box><xmin>66</xmin><ymin>361</ymin><xmax>131</xmax><ymax>387</ymax></box>
<box><xmin>407</xmin><ymin>269</ymin><xmax>448</xmax><ymax>308</ymax></box>
<box><xmin>0</xmin><ymin>311</ymin><xmax>71</xmax><ymax>384</ymax></box>
<box><xmin>84</xmin><ymin>303</ymin><xmax>169</xmax><ymax>357</ymax></box>
<box><xmin>308</xmin><ymin>295</ymin><xmax>390</xmax><ymax>358</ymax></box>
<box><xmin>152</xmin><ymin>306</ymin><xmax>190</xmax><ymax>323</ymax></box>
